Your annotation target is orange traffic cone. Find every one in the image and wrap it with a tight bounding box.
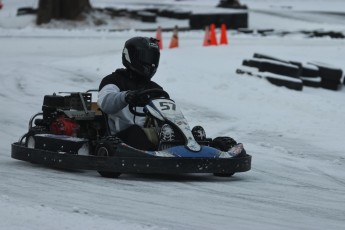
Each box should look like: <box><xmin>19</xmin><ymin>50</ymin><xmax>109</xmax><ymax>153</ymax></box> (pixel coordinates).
<box><xmin>156</xmin><ymin>26</ymin><xmax>163</xmax><ymax>49</ymax></box>
<box><xmin>169</xmin><ymin>26</ymin><xmax>179</xmax><ymax>49</ymax></box>
<box><xmin>209</xmin><ymin>24</ymin><xmax>218</xmax><ymax>46</ymax></box>
<box><xmin>203</xmin><ymin>26</ymin><xmax>211</xmax><ymax>46</ymax></box>
<box><xmin>219</xmin><ymin>24</ymin><xmax>228</xmax><ymax>45</ymax></box>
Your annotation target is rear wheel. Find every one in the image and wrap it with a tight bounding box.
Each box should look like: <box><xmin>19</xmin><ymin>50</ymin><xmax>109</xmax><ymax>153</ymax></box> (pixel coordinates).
<box><xmin>25</xmin><ymin>135</ymin><xmax>36</xmax><ymax>148</ymax></box>
<box><xmin>24</xmin><ymin>126</ymin><xmax>47</xmax><ymax>148</ymax></box>
<box><xmin>95</xmin><ymin>139</ymin><xmax>122</xmax><ymax>178</ymax></box>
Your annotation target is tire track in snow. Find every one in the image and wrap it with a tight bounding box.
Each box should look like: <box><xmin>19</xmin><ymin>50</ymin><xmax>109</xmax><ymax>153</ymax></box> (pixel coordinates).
<box><xmin>308</xmin><ymin>166</ymin><xmax>345</xmax><ymax>187</ymax></box>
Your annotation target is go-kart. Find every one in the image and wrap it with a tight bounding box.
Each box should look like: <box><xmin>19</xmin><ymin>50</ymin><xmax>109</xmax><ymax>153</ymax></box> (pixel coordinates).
<box><xmin>11</xmin><ymin>89</ymin><xmax>251</xmax><ymax>178</ymax></box>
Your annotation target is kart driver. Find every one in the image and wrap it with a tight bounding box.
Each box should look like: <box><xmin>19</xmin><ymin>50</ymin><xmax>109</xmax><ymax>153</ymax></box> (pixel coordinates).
<box><xmin>97</xmin><ymin>36</ymin><xmax>162</xmax><ymax>151</ymax></box>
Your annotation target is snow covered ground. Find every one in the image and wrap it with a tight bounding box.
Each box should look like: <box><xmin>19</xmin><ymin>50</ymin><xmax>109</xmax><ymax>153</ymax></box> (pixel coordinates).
<box><xmin>1</xmin><ymin>0</ymin><xmax>345</xmax><ymax>229</ymax></box>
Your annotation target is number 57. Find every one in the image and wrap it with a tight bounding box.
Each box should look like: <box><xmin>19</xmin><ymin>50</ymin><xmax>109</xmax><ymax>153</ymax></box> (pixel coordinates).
<box><xmin>159</xmin><ymin>101</ymin><xmax>176</xmax><ymax>111</ymax></box>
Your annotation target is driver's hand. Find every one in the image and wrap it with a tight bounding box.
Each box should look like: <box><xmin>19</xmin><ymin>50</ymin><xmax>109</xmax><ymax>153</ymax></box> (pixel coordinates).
<box><xmin>125</xmin><ymin>90</ymin><xmax>138</xmax><ymax>105</ymax></box>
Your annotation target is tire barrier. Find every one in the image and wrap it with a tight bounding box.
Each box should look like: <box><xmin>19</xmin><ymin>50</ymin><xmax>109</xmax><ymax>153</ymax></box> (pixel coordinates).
<box><xmin>237</xmin><ymin>53</ymin><xmax>344</xmax><ymax>91</ymax></box>
<box><xmin>297</xmin><ymin>63</ymin><xmax>321</xmax><ymax>88</ymax></box>
<box><xmin>158</xmin><ymin>9</ymin><xmax>191</xmax><ymax>19</ymax></box>
<box><xmin>189</xmin><ymin>12</ymin><xmax>248</xmax><ymax>30</ymax></box>
<box><xmin>103</xmin><ymin>7</ymin><xmax>128</xmax><ymax>17</ymax></box>
<box><xmin>252</xmin><ymin>53</ymin><xmax>322</xmax><ymax>87</ymax></box>
<box><xmin>265</xmin><ymin>75</ymin><xmax>303</xmax><ymax>91</ymax></box>
<box><xmin>243</xmin><ymin>58</ymin><xmax>300</xmax><ymax>78</ymax></box>
<box><xmin>252</xmin><ymin>53</ymin><xmax>330</xmax><ymax>89</ymax></box>
<box><xmin>137</xmin><ymin>11</ymin><xmax>156</xmax><ymax>22</ymax></box>
<box><xmin>87</xmin><ymin>6</ymin><xmax>248</xmax><ymax>29</ymax></box>
<box><xmin>173</xmin><ymin>10</ymin><xmax>192</xmax><ymax>20</ymax></box>
<box><xmin>17</xmin><ymin>7</ymin><xmax>37</xmax><ymax>16</ymax></box>
<box><xmin>103</xmin><ymin>8</ymin><xmax>157</xmax><ymax>23</ymax></box>
<box><xmin>236</xmin><ymin>29</ymin><xmax>345</xmax><ymax>39</ymax></box>
<box><xmin>308</xmin><ymin>62</ymin><xmax>343</xmax><ymax>90</ymax></box>
<box><xmin>253</xmin><ymin>53</ymin><xmax>289</xmax><ymax>64</ymax></box>
<box><xmin>159</xmin><ymin>9</ymin><xmax>177</xmax><ymax>18</ymax></box>
<box><xmin>236</xmin><ymin>66</ymin><xmax>303</xmax><ymax>91</ymax></box>
<box><xmin>15</xmin><ymin>5</ymin><xmax>248</xmax><ymax>30</ymax></box>
<box><xmin>311</xmin><ymin>31</ymin><xmax>345</xmax><ymax>39</ymax></box>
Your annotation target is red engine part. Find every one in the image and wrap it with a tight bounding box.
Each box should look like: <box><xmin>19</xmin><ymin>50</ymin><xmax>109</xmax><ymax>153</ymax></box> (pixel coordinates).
<box><xmin>50</xmin><ymin>116</ymin><xmax>79</xmax><ymax>136</ymax></box>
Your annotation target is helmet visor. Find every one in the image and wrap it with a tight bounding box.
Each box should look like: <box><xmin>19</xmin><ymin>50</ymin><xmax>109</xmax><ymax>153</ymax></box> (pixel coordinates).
<box><xmin>136</xmin><ymin>48</ymin><xmax>160</xmax><ymax>67</ymax></box>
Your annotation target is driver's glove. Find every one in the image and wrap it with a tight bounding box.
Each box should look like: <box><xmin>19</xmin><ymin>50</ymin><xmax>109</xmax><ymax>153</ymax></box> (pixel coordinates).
<box><xmin>125</xmin><ymin>90</ymin><xmax>138</xmax><ymax>105</ymax></box>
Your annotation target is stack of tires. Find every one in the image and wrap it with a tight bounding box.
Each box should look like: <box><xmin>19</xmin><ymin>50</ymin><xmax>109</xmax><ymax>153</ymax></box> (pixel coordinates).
<box><xmin>189</xmin><ymin>12</ymin><xmax>248</xmax><ymax>30</ymax></box>
<box><xmin>307</xmin><ymin>62</ymin><xmax>344</xmax><ymax>90</ymax></box>
<box><xmin>137</xmin><ymin>11</ymin><xmax>157</xmax><ymax>22</ymax></box>
<box><xmin>236</xmin><ymin>53</ymin><xmax>344</xmax><ymax>91</ymax></box>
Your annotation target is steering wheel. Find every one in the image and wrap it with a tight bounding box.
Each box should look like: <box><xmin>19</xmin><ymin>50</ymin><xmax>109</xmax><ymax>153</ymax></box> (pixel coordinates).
<box><xmin>128</xmin><ymin>89</ymin><xmax>170</xmax><ymax>116</ymax></box>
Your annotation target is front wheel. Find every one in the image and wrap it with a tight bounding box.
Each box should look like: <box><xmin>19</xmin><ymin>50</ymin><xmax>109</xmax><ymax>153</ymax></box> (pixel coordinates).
<box><xmin>211</xmin><ymin>136</ymin><xmax>237</xmax><ymax>177</ymax></box>
<box><xmin>213</xmin><ymin>172</ymin><xmax>235</xmax><ymax>177</ymax></box>
<box><xmin>210</xmin><ymin>136</ymin><xmax>237</xmax><ymax>151</ymax></box>
<box><xmin>95</xmin><ymin>140</ymin><xmax>122</xmax><ymax>178</ymax></box>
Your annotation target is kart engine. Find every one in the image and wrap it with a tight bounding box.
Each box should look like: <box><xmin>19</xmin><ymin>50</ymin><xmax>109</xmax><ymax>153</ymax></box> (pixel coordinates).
<box><xmin>50</xmin><ymin>116</ymin><xmax>79</xmax><ymax>136</ymax></box>
<box><xmin>40</xmin><ymin>92</ymin><xmax>100</xmax><ymax>138</ymax></box>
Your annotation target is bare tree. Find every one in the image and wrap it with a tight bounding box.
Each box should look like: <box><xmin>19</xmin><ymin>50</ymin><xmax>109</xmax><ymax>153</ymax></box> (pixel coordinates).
<box><xmin>37</xmin><ymin>0</ymin><xmax>92</xmax><ymax>25</ymax></box>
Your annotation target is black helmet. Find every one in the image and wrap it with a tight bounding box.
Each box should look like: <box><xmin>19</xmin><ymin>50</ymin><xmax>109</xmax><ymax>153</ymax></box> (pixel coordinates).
<box><xmin>122</xmin><ymin>37</ymin><xmax>160</xmax><ymax>81</ymax></box>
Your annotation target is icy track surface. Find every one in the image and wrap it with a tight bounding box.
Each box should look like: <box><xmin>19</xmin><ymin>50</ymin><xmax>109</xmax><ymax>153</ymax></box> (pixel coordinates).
<box><xmin>1</xmin><ymin>0</ymin><xmax>345</xmax><ymax>230</ymax></box>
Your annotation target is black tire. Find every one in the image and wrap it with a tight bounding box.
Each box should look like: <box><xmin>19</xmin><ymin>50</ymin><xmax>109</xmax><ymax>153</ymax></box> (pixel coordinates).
<box><xmin>213</xmin><ymin>172</ymin><xmax>235</xmax><ymax>177</ymax></box>
<box><xmin>246</xmin><ymin>55</ymin><xmax>302</xmax><ymax>78</ymax></box>
<box><xmin>95</xmin><ymin>139</ymin><xmax>122</xmax><ymax>178</ymax></box>
<box><xmin>253</xmin><ymin>53</ymin><xmax>288</xmax><ymax>64</ymax></box>
<box><xmin>300</xmin><ymin>77</ymin><xmax>321</xmax><ymax>88</ymax></box>
<box><xmin>320</xmin><ymin>81</ymin><xmax>342</xmax><ymax>91</ymax></box>
<box><xmin>298</xmin><ymin>63</ymin><xmax>321</xmax><ymax>87</ymax></box>
<box><xmin>174</xmin><ymin>10</ymin><xmax>191</xmax><ymax>19</ymax></box>
<box><xmin>309</xmin><ymin>62</ymin><xmax>343</xmax><ymax>81</ymax></box>
<box><xmin>260</xmin><ymin>61</ymin><xmax>300</xmax><ymax>78</ymax></box>
<box><xmin>257</xmin><ymin>29</ymin><xmax>275</xmax><ymax>35</ymax></box>
<box><xmin>242</xmin><ymin>59</ymin><xmax>261</xmax><ymax>69</ymax></box>
<box><xmin>211</xmin><ymin>136</ymin><xmax>237</xmax><ymax>177</ymax></box>
<box><xmin>300</xmin><ymin>64</ymin><xmax>319</xmax><ymax>78</ymax></box>
<box><xmin>210</xmin><ymin>136</ymin><xmax>237</xmax><ymax>152</ymax></box>
<box><xmin>189</xmin><ymin>13</ymin><xmax>248</xmax><ymax>30</ymax></box>
<box><xmin>138</xmin><ymin>11</ymin><xmax>156</xmax><ymax>22</ymax></box>
<box><xmin>265</xmin><ymin>75</ymin><xmax>303</xmax><ymax>91</ymax></box>
<box><xmin>17</xmin><ymin>7</ymin><xmax>37</xmax><ymax>16</ymax></box>
<box><xmin>308</xmin><ymin>62</ymin><xmax>343</xmax><ymax>90</ymax></box>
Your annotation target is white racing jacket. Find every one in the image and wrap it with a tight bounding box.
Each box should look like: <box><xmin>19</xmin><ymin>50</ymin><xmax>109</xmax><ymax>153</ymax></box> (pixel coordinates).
<box><xmin>97</xmin><ymin>68</ymin><xmax>162</xmax><ymax>135</ymax></box>
<box><xmin>97</xmin><ymin>84</ymin><xmax>146</xmax><ymax>134</ymax></box>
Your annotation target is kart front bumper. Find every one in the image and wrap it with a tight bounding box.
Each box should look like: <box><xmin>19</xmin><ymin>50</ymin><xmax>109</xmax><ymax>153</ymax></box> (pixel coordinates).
<box><xmin>11</xmin><ymin>142</ymin><xmax>251</xmax><ymax>175</ymax></box>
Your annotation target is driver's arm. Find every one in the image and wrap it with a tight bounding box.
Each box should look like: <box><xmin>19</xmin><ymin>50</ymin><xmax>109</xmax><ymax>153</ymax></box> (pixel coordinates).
<box><xmin>97</xmin><ymin>84</ymin><xmax>128</xmax><ymax>114</ymax></box>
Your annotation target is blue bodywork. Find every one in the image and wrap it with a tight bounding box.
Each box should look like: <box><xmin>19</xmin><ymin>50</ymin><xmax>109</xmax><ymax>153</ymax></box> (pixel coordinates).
<box><xmin>165</xmin><ymin>146</ymin><xmax>221</xmax><ymax>158</ymax></box>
